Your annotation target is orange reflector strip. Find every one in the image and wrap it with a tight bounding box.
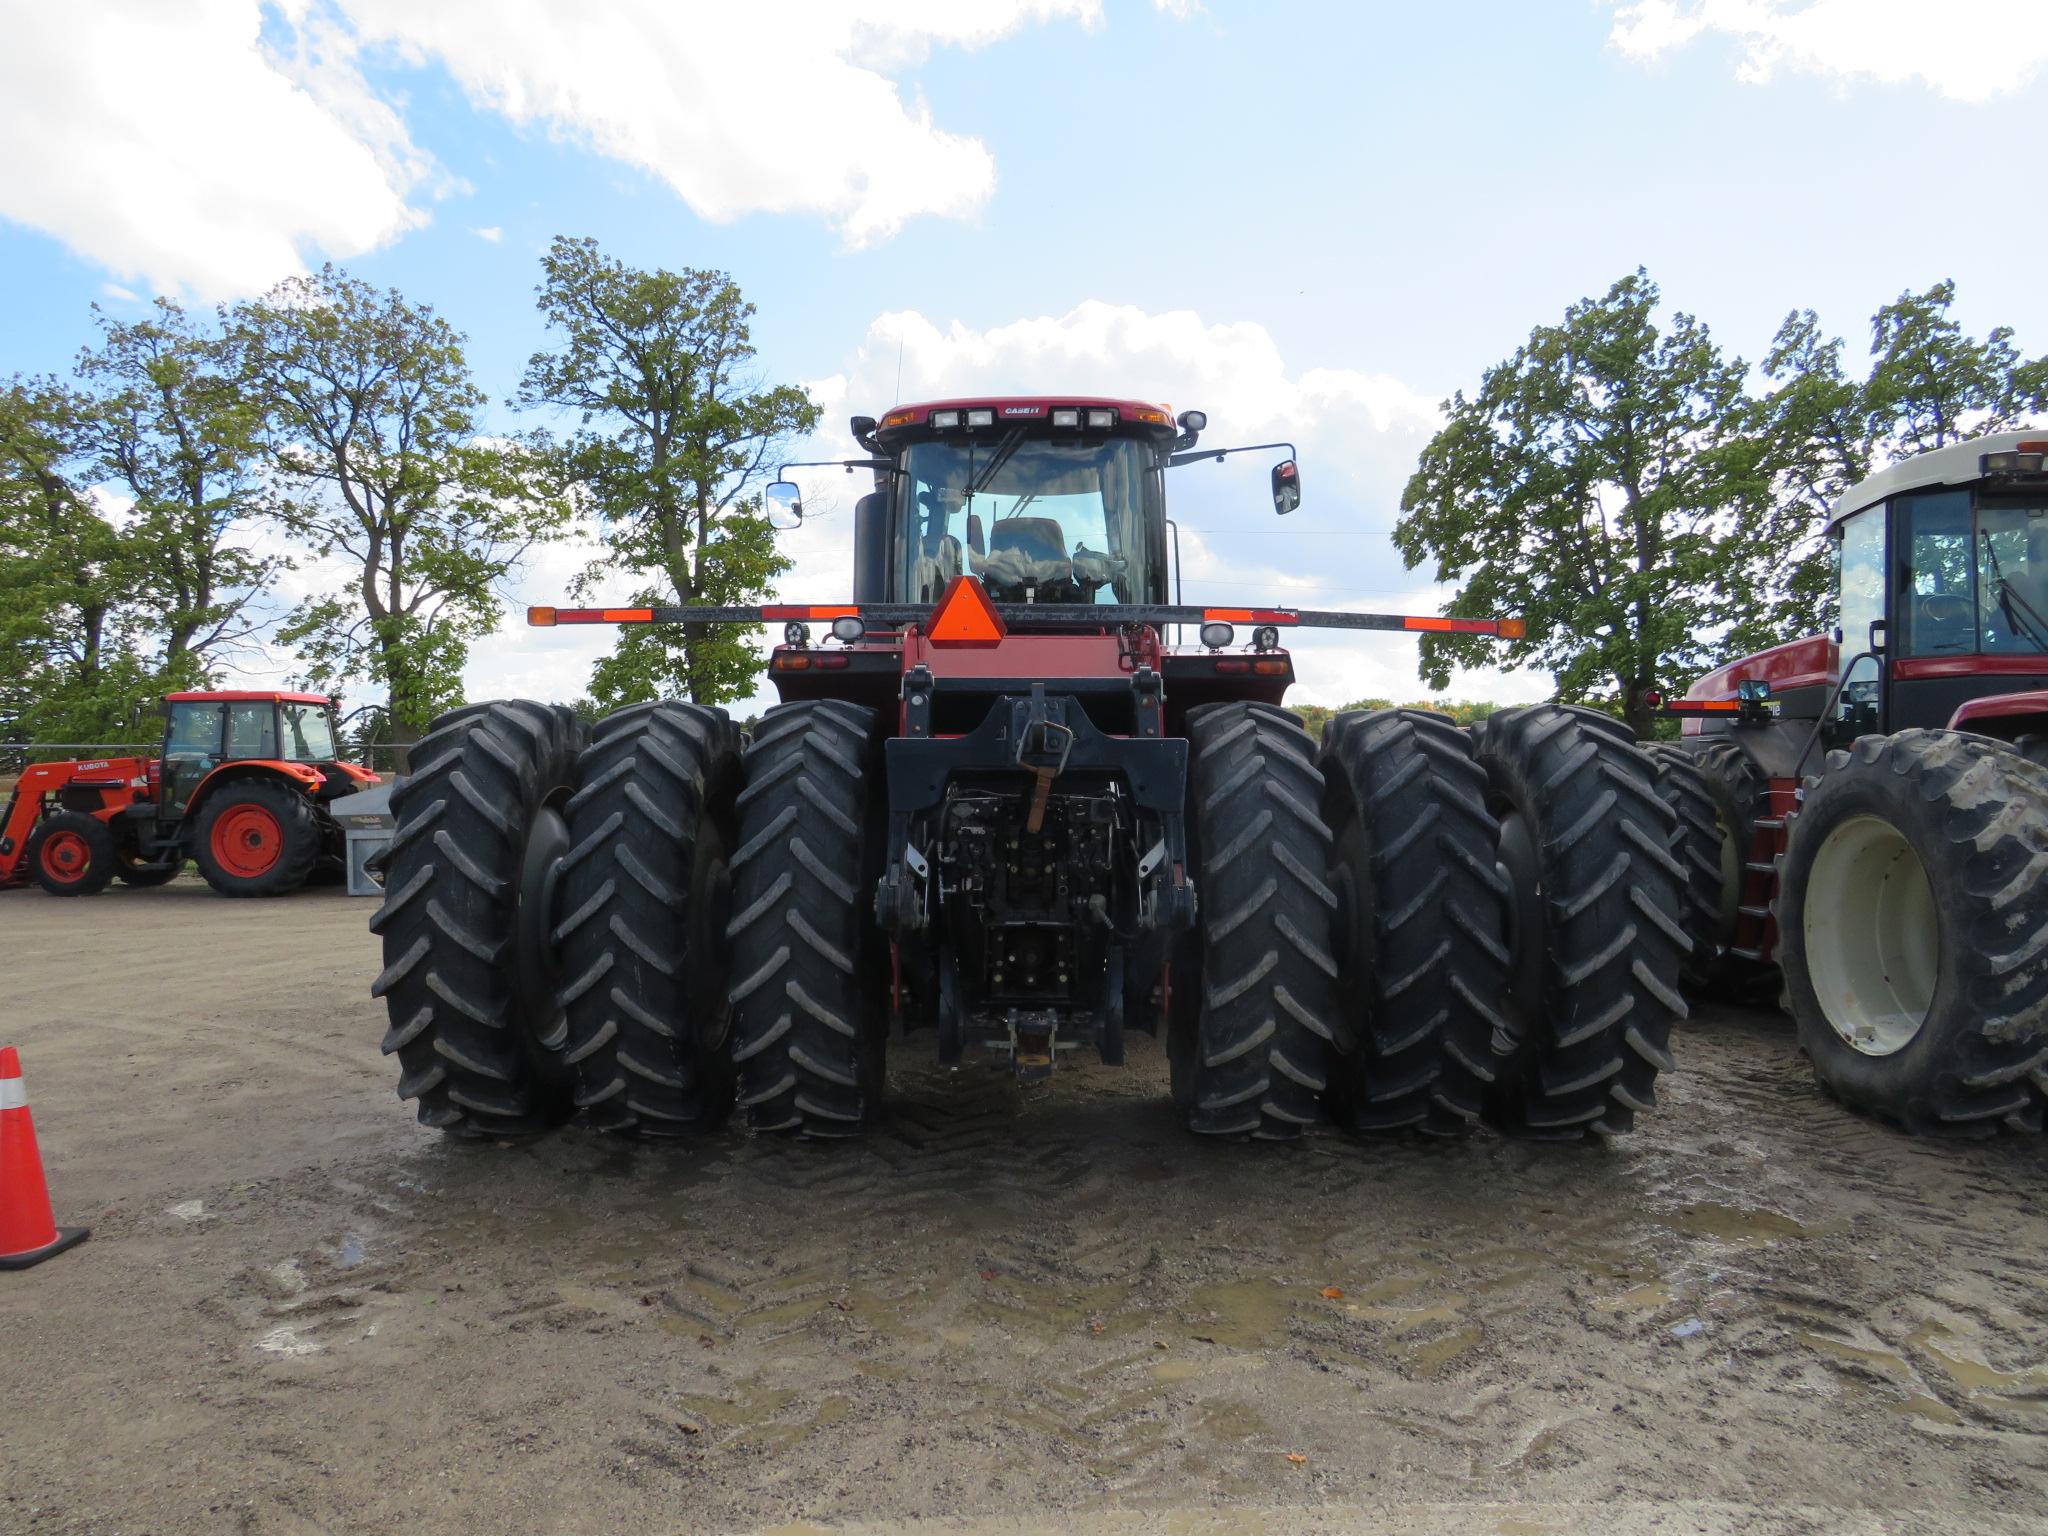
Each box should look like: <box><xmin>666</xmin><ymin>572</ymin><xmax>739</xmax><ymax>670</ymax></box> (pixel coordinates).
<box><xmin>1201</xmin><ymin>607</ymin><xmax>1299</xmax><ymax>625</ymax></box>
<box><xmin>1402</xmin><ymin>616</ymin><xmax>1524</xmax><ymax>637</ymax></box>
<box><xmin>1665</xmin><ymin>699</ymin><xmax>1742</xmax><ymax>713</ymax></box>
<box><xmin>926</xmin><ymin>575</ymin><xmax>1007</xmax><ymax>647</ymax></box>
<box><xmin>543</xmin><ymin>606</ymin><xmax>655</xmax><ymax>624</ymax></box>
<box><xmin>528</xmin><ymin>606</ymin><xmax>556</xmax><ymax>627</ymax></box>
<box><xmin>762</xmin><ymin>605</ymin><xmax>859</xmax><ymax>621</ymax></box>
<box><xmin>2020</xmin><ymin>439</ymin><xmax>2048</xmax><ymax>452</ymax></box>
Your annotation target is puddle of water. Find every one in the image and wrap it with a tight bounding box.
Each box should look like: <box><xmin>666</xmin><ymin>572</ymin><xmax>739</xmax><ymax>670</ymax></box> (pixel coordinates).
<box><xmin>1909</xmin><ymin>1326</ymin><xmax>2048</xmax><ymax>1397</ymax></box>
<box><xmin>1409</xmin><ymin>1323</ymin><xmax>1484</xmax><ymax>1374</ymax></box>
<box><xmin>1150</xmin><ymin>1358</ymin><xmax>1204</xmax><ymax>1383</ymax></box>
<box><xmin>1592</xmin><ymin>1282</ymin><xmax>1675</xmax><ymax>1313</ymax></box>
<box><xmin>1180</xmin><ymin>1279</ymin><xmax>1295</xmax><ymax>1350</ymax></box>
<box><xmin>1888</xmin><ymin>1394</ymin><xmax>1965</xmax><ymax>1426</ymax></box>
<box><xmin>1794</xmin><ymin>1331</ymin><xmax>1916</xmax><ymax>1383</ymax></box>
<box><xmin>1663</xmin><ymin>1203</ymin><xmax>1808</xmax><ymax>1246</ymax></box>
<box><xmin>1352</xmin><ymin>1300</ymin><xmax>1468</xmax><ymax>1334</ymax></box>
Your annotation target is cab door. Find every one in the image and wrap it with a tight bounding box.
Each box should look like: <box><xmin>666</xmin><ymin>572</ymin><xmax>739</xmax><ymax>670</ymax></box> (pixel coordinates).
<box><xmin>160</xmin><ymin>702</ymin><xmax>226</xmax><ymax>811</ymax></box>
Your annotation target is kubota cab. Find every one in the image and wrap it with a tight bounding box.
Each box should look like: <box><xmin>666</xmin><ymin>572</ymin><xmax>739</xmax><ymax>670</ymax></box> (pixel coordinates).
<box><xmin>0</xmin><ymin>690</ymin><xmax>378</xmax><ymax>898</ymax></box>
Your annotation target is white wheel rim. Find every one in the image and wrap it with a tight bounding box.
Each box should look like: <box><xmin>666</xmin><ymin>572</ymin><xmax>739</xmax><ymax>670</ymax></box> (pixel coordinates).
<box><xmin>1801</xmin><ymin>814</ymin><xmax>1938</xmax><ymax>1056</ymax></box>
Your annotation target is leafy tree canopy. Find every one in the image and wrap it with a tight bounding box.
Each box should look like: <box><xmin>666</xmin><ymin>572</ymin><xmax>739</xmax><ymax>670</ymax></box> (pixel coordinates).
<box><xmin>519</xmin><ymin>236</ymin><xmax>817</xmax><ymax>708</ymax></box>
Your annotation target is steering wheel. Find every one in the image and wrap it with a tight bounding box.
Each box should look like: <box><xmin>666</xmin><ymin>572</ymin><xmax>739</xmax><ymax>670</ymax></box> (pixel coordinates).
<box><xmin>1916</xmin><ymin>592</ymin><xmax>1973</xmax><ymax>641</ymax></box>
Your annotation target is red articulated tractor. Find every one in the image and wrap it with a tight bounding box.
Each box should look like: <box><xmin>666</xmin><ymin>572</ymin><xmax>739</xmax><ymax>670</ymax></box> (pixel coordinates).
<box><xmin>0</xmin><ymin>690</ymin><xmax>378</xmax><ymax>898</ymax></box>
<box><xmin>372</xmin><ymin>397</ymin><xmax>1691</xmax><ymax>1145</ymax></box>
<box><xmin>1646</xmin><ymin>430</ymin><xmax>2048</xmax><ymax>1135</ymax></box>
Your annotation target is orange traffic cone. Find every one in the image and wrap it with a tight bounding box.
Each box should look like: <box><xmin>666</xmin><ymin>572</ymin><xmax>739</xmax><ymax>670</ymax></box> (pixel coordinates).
<box><xmin>0</xmin><ymin>1046</ymin><xmax>89</xmax><ymax>1270</ymax></box>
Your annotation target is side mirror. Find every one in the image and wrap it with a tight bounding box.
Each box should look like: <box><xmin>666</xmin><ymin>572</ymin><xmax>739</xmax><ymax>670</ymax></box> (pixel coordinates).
<box><xmin>766</xmin><ymin>480</ymin><xmax>803</xmax><ymax>531</ymax></box>
<box><xmin>1271</xmin><ymin>459</ymin><xmax>1301</xmax><ymax>516</ymax></box>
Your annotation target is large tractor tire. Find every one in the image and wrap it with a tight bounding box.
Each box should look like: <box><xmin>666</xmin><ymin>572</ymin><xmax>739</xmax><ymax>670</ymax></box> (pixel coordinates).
<box><xmin>370</xmin><ymin>701</ymin><xmax>588</xmax><ymax>1138</ymax></box>
<box><xmin>1473</xmin><ymin>705</ymin><xmax>1689</xmax><ymax>1138</ymax></box>
<box><xmin>726</xmin><ymin>701</ymin><xmax>887</xmax><ymax>1137</ymax></box>
<box><xmin>1642</xmin><ymin>743</ymin><xmax>1734</xmax><ymax>989</ymax></box>
<box><xmin>1778</xmin><ymin>730</ymin><xmax>2048</xmax><ymax>1135</ymax></box>
<box><xmin>1318</xmin><ymin>707</ymin><xmax>1508</xmax><ymax>1135</ymax></box>
<box><xmin>25</xmin><ymin>812</ymin><xmax>116</xmax><ymax>897</ymax></box>
<box><xmin>192</xmin><ymin>780</ymin><xmax>320</xmax><ymax>896</ymax></box>
<box><xmin>1170</xmin><ymin>702</ymin><xmax>1340</xmax><ymax>1139</ymax></box>
<box><xmin>556</xmin><ymin>701</ymin><xmax>744</xmax><ymax>1136</ymax></box>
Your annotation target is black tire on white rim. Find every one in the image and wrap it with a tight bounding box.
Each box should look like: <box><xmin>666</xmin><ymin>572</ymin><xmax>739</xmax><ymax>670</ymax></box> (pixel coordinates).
<box><xmin>1778</xmin><ymin>730</ymin><xmax>2048</xmax><ymax>1135</ymax></box>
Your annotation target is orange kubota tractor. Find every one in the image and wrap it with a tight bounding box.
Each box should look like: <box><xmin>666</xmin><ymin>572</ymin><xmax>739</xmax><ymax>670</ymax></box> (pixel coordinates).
<box><xmin>0</xmin><ymin>690</ymin><xmax>378</xmax><ymax>898</ymax></box>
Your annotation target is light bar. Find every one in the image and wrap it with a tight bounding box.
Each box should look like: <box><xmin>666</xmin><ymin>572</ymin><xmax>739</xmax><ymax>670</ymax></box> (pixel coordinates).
<box><xmin>530</xmin><ymin>601</ymin><xmax>1525</xmax><ymax>637</ymax></box>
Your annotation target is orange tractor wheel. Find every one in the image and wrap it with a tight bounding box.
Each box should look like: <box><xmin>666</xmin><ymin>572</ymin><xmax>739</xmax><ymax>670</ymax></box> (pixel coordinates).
<box><xmin>192</xmin><ymin>781</ymin><xmax>321</xmax><ymax>897</ymax></box>
<box><xmin>24</xmin><ymin>813</ymin><xmax>117</xmax><ymax>897</ymax></box>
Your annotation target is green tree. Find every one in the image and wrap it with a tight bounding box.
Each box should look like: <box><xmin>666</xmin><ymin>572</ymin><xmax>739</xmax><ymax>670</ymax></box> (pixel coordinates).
<box><xmin>232</xmin><ymin>266</ymin><xmax>569</xmax><ymax>738</ymax></box>
<box><xmin>518</xmin><ymin>236</ymin><xmax>817</xmax><ymax>707</ymax></box>
<box><xmin>1396</xmin><ymin>271</ymin><xmax>1774</xmax><ymax>739</ymax></box>
<box><xmin>76</xmin><ymin>299</ymin><xmax>275</xmax><ymax>688</ymax></box>
<box><xmin>0</xmin><ymin>379</ymin><xmax>160</xmax><ymax>743</ymax></box>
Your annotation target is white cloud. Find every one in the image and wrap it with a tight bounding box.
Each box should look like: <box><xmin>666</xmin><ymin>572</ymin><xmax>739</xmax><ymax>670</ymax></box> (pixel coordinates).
<box><xmin>0</xmin><ymin>0</ymin><xmax>430</xmax><ymax>300</ymax></box>
<box><xmin>1609</xmin><ymin>0</ymin><xmax>2048</xmax><ymax>102</ymax></box>
<box><xmin>331</xmin><ymin>0</ymin><xmax>1104</xmax><ymax>248</ymax></box>
<box><xmin>472</xmin><ymin>225</ymin><xmax>503</xmax><ymax>243</ymax></box>
<box><xmin>758</xmin><ymin>301</ymin><xmax>1547</xmax><ymax>711</ymax></box>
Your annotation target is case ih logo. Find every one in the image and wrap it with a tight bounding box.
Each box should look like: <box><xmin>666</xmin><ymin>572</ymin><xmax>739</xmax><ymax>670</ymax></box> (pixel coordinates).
<box><xmin>1002</xmin><ymin>405</ymin><xmax>1043</xmax><ymax>416</ymax></box>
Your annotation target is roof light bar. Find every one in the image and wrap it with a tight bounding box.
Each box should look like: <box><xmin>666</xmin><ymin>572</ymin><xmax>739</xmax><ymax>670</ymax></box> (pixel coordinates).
<box><xmin>930</xmin><ymin>410</ymin><xmax>960</xmax><ymax>429</ymax></box>
<box><xmin>1051</xmin><ymin>407</ymin><xmax>1080</xmax><ymax>428</ymax></box>
<box><xmin>965</xmin><ymin>408</ymin><xmax>995</xmax><ymax>427</ymax></box>
<box><xmin>1085</xmin><ymin>408</ymin><xmax>1115</xmax><ymax>429</ymax></box>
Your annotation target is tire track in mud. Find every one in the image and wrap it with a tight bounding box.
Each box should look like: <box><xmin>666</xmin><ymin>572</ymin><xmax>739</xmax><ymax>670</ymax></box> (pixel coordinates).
<box><xmin>197</xmin><ymin>1012</ymin><xmax>2048</xmax><ymax>1529</ymax></box>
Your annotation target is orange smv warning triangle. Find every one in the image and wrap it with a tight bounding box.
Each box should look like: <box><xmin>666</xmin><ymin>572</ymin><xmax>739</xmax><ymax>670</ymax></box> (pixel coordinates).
<box><xmin>926</xmin><ymin>574</ymin><xmax>1008</xmax><ymax>648</ymax></box>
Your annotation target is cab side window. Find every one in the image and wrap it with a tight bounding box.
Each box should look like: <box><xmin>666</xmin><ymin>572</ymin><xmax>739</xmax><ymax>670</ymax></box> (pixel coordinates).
<box><xmin>225</xmin><ymin>703</ymin><xmax>276</xmax><ymax>759</ymax></box>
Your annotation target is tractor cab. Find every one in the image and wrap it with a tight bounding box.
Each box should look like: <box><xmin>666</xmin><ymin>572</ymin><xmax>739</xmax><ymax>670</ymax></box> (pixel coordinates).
<box><xmin>1825</xmin><ymin>431</ymin><xmax>2048</xmax><ymax>747</ymax></box>
<box><xmin>156</xmin><ymin>691</ymin><xmax>354</xmax><ymax>813</ymax></box>
<box><xmin>1684</xmin><ymin>430</ymin><xmax>2048</xmax><ymax>761</ymax></box>
<box><xmin>769</xmin><ymin>397</ymin><xmax>1300</xmax><ymax>616</ymax></box>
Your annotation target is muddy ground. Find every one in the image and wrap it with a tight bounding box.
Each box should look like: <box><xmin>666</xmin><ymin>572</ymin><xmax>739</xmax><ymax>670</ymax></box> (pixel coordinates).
<box><xmin>3</xmin><ymin>881</ymin><xmax>2047</xmax><ymax>1535</ymax></box>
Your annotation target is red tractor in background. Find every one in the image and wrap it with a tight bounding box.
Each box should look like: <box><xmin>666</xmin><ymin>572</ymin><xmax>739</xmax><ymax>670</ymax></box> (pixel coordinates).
<box><xmin>0</xmin><ymin>690</ymin><xmax>378</xmax><ymax>898</ymax></box>
<box><xmin>370</xmin><ymin>397</ymin><xmax>1691</xmax><ymax>1147</ymax></box>
<box><xmin>1649</xmin><ymin>430</ymin><xmax>2048</xmax><ymax>1135</ymax></box>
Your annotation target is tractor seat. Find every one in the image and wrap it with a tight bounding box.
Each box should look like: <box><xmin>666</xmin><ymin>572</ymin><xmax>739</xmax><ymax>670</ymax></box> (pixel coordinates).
<box><xmin>977</xmin><ymin>516</ymin><xmax>1070</xmax><ymax>593</ymax></box>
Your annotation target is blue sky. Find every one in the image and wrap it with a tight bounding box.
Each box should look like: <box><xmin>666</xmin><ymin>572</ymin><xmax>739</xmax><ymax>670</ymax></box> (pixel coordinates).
<box><xmin>3</xmin><ymin>0</ymin><xmax>2045</xmax><ymax>712</ymax></box>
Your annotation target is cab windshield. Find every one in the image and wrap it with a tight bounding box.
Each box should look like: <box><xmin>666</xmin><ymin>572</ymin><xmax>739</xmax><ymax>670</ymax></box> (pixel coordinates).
<box><xmin>1897</xmin><ymin>492</ymin><xmax>2048</xmax><ymax>656</ymax></box>
<box><xmin>896</xmin><ymin>435</ymin><xmax>1162</xmax><ymax>605</ymax></box>
<box><xmin>281</xmin><ymin>703</ymin><xmax>339</xmax><ymax>762</ymax></box>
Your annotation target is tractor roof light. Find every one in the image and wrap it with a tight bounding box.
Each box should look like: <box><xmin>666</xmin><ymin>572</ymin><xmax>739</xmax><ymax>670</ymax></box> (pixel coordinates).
<box><xmin>1200</xmin><ymin>620</ymin><xmax>1235</xmax><ymax>651</ymax></box>
<box><xmin>784</xmin><ymin>620</ymin><xmax>811</xmax><ymax>647</ymax></box>
<box><xmin>965</xmin><ymin>408</ymin><xmax>995</xmax><ymax>427</ymax></box>
<box><xmin>1983</xmin><ymin>445</ymin><xmax>2048</xmax><ymax>476</ymax></box>
<box><xmin>1251</xmin><ymin>624</ymin><xmax>1281</xmax><ymax>652</ymax></box>
<box><xmin>1085</xmin><ymin>408</ymin><xmax>1115</xmax><ymax>429</ymax></box>
<box><xmin>930</xmin><ymin>410</ymin><xmax>961</xmax><ymax>429</ymax></box>
<box><xmin>1051</xmin><ymin>407</ymin><xmax>1080</xmax><ymax>428</ymax></box>
<box><xmin>830</xmin><ymin>615</ymin><xmax>866</xmax><ymax>645</ymax></box>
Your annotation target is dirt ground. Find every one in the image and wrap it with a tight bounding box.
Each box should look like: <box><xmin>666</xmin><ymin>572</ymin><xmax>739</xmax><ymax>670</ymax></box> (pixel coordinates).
<box><xmin>4</xmin><ymin>881</ymin><xmax>2048</xmax><ymax>1536</ymax></box>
